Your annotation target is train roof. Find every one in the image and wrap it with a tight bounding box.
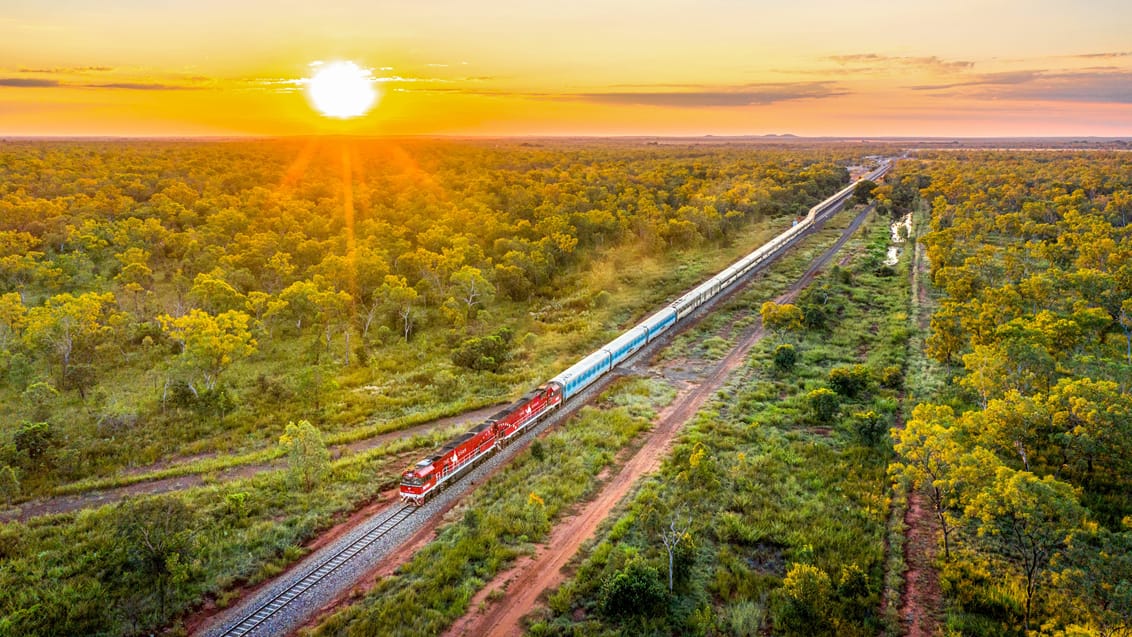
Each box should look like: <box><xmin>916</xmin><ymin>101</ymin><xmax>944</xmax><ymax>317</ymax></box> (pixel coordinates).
<box><xmin>488</xmin><ymin>406</ymin><xmax>517</xmax><ymax>422</ymax></box>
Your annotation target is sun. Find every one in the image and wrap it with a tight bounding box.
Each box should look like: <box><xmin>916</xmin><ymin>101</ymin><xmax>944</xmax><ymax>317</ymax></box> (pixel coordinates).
<box><xmin>306</xmin><ymin>61</ymin><xmax>378</xmax><ymax>119</ymax></box>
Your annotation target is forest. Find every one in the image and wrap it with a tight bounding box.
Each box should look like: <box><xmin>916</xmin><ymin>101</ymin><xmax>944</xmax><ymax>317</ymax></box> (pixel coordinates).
<box><xmin>0</xmin><ymin>139</ymin><xmax>877</xmax><ymax>635</ymax></box>
<box><xmin>895</xmin><ymin>151</ymin><xmax>1132</xmax><ymax>635</ymax></box>
<box><xmin>2</xmin><ymin>141</ymin><xmax>1128</xmax><ymax>637</ymax></box>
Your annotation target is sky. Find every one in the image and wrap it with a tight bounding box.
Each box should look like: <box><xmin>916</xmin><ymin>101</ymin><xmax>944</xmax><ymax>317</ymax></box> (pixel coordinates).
<box><xmin>1</xmin><ymin>0</ymin><xmax>1131</xmax><ymax>137</ymax></box>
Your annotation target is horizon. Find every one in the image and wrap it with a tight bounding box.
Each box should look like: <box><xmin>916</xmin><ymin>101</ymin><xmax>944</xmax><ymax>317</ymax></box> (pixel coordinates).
<box><xmin>3</xmin><ymin>0</ymin><xmax>1131</xmax><ymax>137</ymax></box>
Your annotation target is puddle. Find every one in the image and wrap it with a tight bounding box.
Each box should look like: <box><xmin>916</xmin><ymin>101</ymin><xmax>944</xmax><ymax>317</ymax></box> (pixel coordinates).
<box><xmin>884</xmin><ymin>212</ymin><xmax>913</xmax><ymax>266</ymax></box>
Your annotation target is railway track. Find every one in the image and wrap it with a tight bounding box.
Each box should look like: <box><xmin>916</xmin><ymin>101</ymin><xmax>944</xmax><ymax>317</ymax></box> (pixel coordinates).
<box><xmin>202</xmin><ymin>166</ymin><xmax>886</xmax><ymax>637</ymax></box>
<box><xmin>219</xmin><ymin>504</ymin><xmax>414</xmax><ymax>637</ymax></box>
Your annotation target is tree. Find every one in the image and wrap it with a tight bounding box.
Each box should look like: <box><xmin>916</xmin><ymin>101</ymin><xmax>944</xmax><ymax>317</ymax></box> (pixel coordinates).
<box><xmin>447</xmin><ymin>265</ymin><xmax>495</xmax><ymax>326</ymax></box>
<box><xmin>925</xmin><ymin>299</ymin><xmax>966</xmax><ymax>369</ymax></box>
<box><xmin>0</xmin><ymin>464</ymin><xmax>20</xmax><ymax>505</ymax></box>
<box><xmin>760</xmin><ymin>301</ymin><xmax>804</xmax><ymax>338</ymax></box>
<box><xmin>1056</xmin><ymin>524</ymin><xmax>1132</xmax><ymax>637</ymax></box>
<box><xmin>1119</xmin><ymin>299</ymin><xmax>1132</xmax><ymax>364</ymax></box>
<box><xmin>965</xmin><ymin>467</ymin><xmax>1085</xmax><ymax>633</ymax></box>
<box><xmin>599</xmin><ymin>557</ymin><xmax>668</xmax><ymax>619</ymax></box>
<box><xmin>890</xmin><ymin>404</ymin><xmax>974</xmax><ymax>560</ymax></box>
<box><xmin>0</xmin><ymin>291</ymin><xmax>27</xmax><ymax>354</ymax></box>
<box><xmin>827</xmin><ymin>365</ymin><xmax>870</xmax><ymax>398</ymax></box>
<box><xmin>773</xmin><ymin>343</ymin><xmax>797</xmax><ymax>372</ymax></box>
<box><xmin>280</xmin><ymin>420</ymin><xmax>330</xmax><ymax>492</ymax></box>
<box><xmin>14</xmin><ymin>421</ymin><xmax>53</xmax><ymax>466</ymax></box>
<box><xmin>773</xmin><ymin>563</ymin><xmax>834</xmax><ymax>636</ymax></box>
<box><xmin>1045</xmin><ymin>378</ymin><xmax>1132</xmax><ymax>488</ymax></box>
<box><xmin>158</xmin><ymin>309</ymin><xmax>258</xmax><ymax>393</ymax></box>
<box><xmin>807</xmin><ymin>388</ymin><xmax>839</xmax><ymax>423</ymax></box>
<box><xmin>23</xmin><ymin>291</ymin><xmax>122</xmax><ymax>396</ymax></box>
<box><xmin>659</xmin><ymin>519</ymin><xmax>691</xmax><ymax>592</ymax></box>
<box><xmin>452</xmin><ymin>327</ymin><xmax>514</xmax><ymax>372</ymax></box>
<box><xmin>376</xmin><ymin>274</ymin><xmax>419</xmax><ymax>342</ymax></box>
<box><xmin>852</xmin><ymin>179</ymin><xmax>878</xmax><ymax>205</ymax></box>
<box><xmin>188</xmin><ymin>271</ymin><xmax>247</xmax><ymax>314</ymax></box>
<box><xmin>115</xmin><ymin>496</ymin><xmax>195</xmax><ymax>617</ymax></box>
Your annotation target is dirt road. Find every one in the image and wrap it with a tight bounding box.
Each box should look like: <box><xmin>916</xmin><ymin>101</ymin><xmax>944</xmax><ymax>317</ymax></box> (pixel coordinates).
<box><xmin>1</xmin><ymin>404</ymin><xmax>502</xmax><ymax>523</ymax></box>
<box><xmin>443</xmin><ymin>206</ymin><xmax>875</xmax><ymax>637</ymax></box>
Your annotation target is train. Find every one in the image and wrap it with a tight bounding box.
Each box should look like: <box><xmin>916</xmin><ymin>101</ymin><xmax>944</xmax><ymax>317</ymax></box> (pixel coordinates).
<box><xmin>398</xmin><ymin>159</ymin><xmax>891</xmax><ymax>504</ymax></box>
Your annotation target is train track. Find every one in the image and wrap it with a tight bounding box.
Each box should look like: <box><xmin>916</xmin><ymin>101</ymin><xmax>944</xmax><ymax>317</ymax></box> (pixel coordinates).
<box><xmin>219</xmin><ymin>504</ymin><xmax>415</xmax><ymax>637</ymax></box>
<box><xmin>204</xmin><ymin>168</ymin><xmax>885</xmax><ymax>637</ymax></box>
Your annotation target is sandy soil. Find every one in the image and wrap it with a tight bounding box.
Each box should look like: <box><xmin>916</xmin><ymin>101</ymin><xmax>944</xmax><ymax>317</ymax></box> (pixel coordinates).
<box><xmin>1</xmin><ymin>404</ymin><xmax>502</xmax><ymax>523</ymax></box>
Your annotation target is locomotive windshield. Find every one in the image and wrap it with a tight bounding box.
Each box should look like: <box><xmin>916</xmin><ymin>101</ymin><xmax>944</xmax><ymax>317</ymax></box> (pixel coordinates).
<box><xmin>401</xmin><ymin>474</ymin><xmax>423</xmax><ymax>486</ymax></box>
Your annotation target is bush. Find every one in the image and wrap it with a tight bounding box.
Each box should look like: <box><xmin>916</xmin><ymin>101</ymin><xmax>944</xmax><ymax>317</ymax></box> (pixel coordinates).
<box><xmin>772</xmin><ymin>563</ymin><xmax>834</xmax><ymax>636</ymax></box>
<box><xmin>880</xmin><ymin>365</ymin><xmax>903</xmax><ymax>390</ymax></box>
<box><xmin>530</xmin><ymin>439</ymin><xmax>545</xmax><ymax>462</ymax></box>
<box><xmin>774</xmin><ymin>344</ymin><xmax>797</xmax><ymax>372</ymax></box>
<box><xmin>451</xmin><ymin>327</ymin><xmax>514</xmax><ymax>372</ymax></box>
<box><xmin>807</xmin><ymin>388</ymin><xmax>839</xmax><ymax>424</ymax></box>
<box><xmin>850</xmin><ymin>410</ymin><xmax>888</xmax><ymax>447</ymax></box>
<box><xmin>827</xmin><ymin>365</ymin><xmax>870</xmax><ymax>398</ymax></box>
<box><xmin>14</xmin><ymin>421</ymin><xmax>52</xmax><ymax>464</ymax></box>
<box><xmin>599</xmin><ymin>558</ymin><xmax>668</xmax><ymax>619</ymax></box>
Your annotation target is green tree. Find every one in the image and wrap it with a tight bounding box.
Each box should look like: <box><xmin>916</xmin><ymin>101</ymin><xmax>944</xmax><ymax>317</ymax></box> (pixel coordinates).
<box><xmin>23</xmin><ymin>291</ymin><xmax>122</xmax><ymax>396</ymax></box>
<box><xmin>890</xmin><ymin>404</ymin><xmax>972</xmax><ymax>560</ymax></box>
<box><xmin>189</xmin><ymin>271</ymin><xmax>247</xmax><ymax>314</ymax></box>
<box><xmin>599</xmin><ymin>558</ymin><xmax>668</xmax><ymax>619</ymax></box>
<box><xmin>965</xmin><ymin>467</ymin><xmax>1085</xmax><ymax>633</ymax></box>
<box><xmin>14</xmin><ymin>421</ymin><xmax>53</xmax><ymax>465</ymax></box>
<box><xmin>0</xmin><ymin>464</ymin><xmax>20</xmax><ymax>505</ymax></box>
<box><xmin>1056</xmin><ymin>524</ymin><xmax>1132</xmax><ymax>637</ymax></box>
<box><xmin>115</xmin><ymin>495</ymin><xmax>195</xmax><ymax>618</ymax></box>
<box><xmin>827</xmin><ymin>364</ymin><xmax>870</xmax><ymax>398</ymax></box>
<box><xmin>760</xmin><ymin>301</ymin><xmax>804</xmax><ymax>338</ymax></box>
<box><xmin>773</xmin><ymin>563</ymin><xmax>833</xmax><ymax>636</ymax></box>
<box><xmin>158</xmin><ymin>309</ymin><xmax>258</xmax><ymax>392</ymax></box>
<box><xmin>925</xmin><ymin>299</ymin><xmax>966</xmax><ymax>368</ymax></box>
<box><xmin>280</xmin><ymin>420</ymin><xmax>330</xmax><ymax>492</ymax></box>
<box><xmin>852</xmin><ymin>179</ymin><xmax>878</xmax><ymax>205</ymax></box>
<box><xmin>807</xmin><ymin>388</ymin><xmax>839</xmax><ymax>423</ymax></box>
<box><xmin>773</xmin><ymin>343</ymin><xmax>797</xmax><ymax>372</ymax></box>
<box><xmin>447</xmin><ymin>264</ymin><xmax>496</xmax><ymax>326</ymax></box>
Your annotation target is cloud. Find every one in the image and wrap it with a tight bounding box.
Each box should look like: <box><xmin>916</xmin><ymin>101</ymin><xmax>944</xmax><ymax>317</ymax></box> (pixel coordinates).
<box><xmin>90</xmin><ymin>82</ymin><xmax>195</xmax><ymax>91</ymax></box>
<box><xmin>0</xmin><ymin>77</ymin><xmax>198</xmax><ymax>90</ymax></box>
<box><xmin>828</xmin><ymin>53</ymin><xmax>974</xmax><ymax>72</ymax></box>
<box><xmin>401</xmin><ymin>82</ymin><xmax>846</xmax><ymax>107</ymax></box>
<box><xmin>18</xmin><ymin>66</ymin><xmax>114</xmax><ymax>74</ymax></box>
<box><xmin>909</xmin><ymin>69</ymin><xmax>1132</xmax><ymax>103</ymax></box>
<box><xmin>0</xmin><ymin>78</ymin><xmax>61</xmax><ymax>87</ymax></box>
<box><xmin>575</xmin><ymin>83</ymin><xmax>845</xmax><ymax>107</ymax></box>
<box><xmin>1071</xmin><ymin>52</ymin><xmax>1132</xmax><ymax>59</ymax></box>
<box><xmin>909</xmin><ymin>71</ymin><xmax>1039</xmax><ymax>90</ymax></box>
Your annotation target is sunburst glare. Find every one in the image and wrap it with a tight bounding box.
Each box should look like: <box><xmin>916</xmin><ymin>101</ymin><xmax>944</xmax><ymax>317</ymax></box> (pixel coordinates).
<box><xmin>306</xmin><ymin>61</ymin><xmax>378</xmax><ymax>119</ymax></box>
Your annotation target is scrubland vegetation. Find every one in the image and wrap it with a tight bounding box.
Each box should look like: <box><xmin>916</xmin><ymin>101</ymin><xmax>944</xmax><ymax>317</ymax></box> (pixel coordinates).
<box><xmin>0</xmin><ymin>139</ymin><xmax>880</xmax><ymax>635</ymax></box>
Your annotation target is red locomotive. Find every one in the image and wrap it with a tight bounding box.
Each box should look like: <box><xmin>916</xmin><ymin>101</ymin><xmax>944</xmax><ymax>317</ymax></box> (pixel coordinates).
<box><xmin>399</xmin><ymin>382</ymin><xmax>562</xmax><ymax>504</ymax></box>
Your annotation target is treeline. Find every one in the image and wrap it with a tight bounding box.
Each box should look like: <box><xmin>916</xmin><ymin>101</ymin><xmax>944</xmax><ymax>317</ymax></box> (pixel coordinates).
<box><xmin>893</xmin><ymin>151</ymin><xmax>1132</xmax><ymax>635</ymax></box>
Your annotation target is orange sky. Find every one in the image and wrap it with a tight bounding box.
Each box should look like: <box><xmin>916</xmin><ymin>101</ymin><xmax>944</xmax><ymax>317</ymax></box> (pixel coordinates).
<box><xmin>2</xmin><ymin>0</ymin><xmax>1130</xmax><ymax>137</ymax></box>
